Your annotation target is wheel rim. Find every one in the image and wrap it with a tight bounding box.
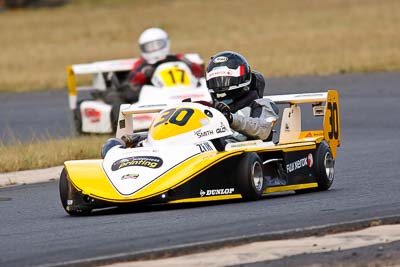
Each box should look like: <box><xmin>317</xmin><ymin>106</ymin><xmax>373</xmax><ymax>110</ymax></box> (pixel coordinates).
<box><xmin>324</xmin><ymin>152</ymin><xmax>335</xmax><ymax>182</ymax></box>
<box><xmin>252</xmin><ymin>161</ymin><xmax>263</xmax><ymax>192</ymax></box>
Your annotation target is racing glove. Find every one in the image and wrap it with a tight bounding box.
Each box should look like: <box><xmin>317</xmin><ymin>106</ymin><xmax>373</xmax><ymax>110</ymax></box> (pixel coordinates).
<box><xmin>214</xmin><ymin>102</ymin><xmax>233</xmax><ymax>124</ymax></box>
<box><xmin>121</xmin><ymin>134</ymin><xmax>146</xmax><ymax>148</ymax></box>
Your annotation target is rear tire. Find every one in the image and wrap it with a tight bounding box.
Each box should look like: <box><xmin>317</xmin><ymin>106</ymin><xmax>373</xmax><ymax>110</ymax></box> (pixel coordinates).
<box><xmin>59</xmin><ymin>168</ymin><xmax>92</xmax><ymax>216</ymax></box>
<box><xmin>295</xmin><ymin>141</ymin><xmax>335</xmax><ymax>194</ymax></box>
<box><xmin>111</xmin><ymin>104</ymin><xmax>120</xmax><ymax>133</ymax></box>
<box><xmin>236</xmin><ymin>153</ymin><xmax>264</xmax><ymax>201</ymax></box>
<box><xmin>72</xmin><ymin>108</ymin><xmax>83</xmax><ymax>135</ymax></box>
<box><xmin>315</xmin><ymin>141</ymin><xmax>335</xmax><ymax>191</ymax></box>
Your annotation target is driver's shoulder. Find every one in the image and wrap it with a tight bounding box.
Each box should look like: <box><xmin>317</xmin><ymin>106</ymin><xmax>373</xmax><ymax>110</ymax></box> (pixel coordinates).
<box><xmin>253</xmin><ymin>98</ymin><xmax>279</xmax><ymax>116</ymax></box>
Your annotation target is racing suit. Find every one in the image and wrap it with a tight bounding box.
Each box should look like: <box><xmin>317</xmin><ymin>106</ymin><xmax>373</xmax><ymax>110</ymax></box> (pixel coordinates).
<box><xmin>216</xmin><ymin>71</ymin><xmax>279</xmax><ymax>142</ymax></box>
<box><xmin>229</xmin><ymin>98</ymin><xmax>279</xmax><ymax>141</ymax></box>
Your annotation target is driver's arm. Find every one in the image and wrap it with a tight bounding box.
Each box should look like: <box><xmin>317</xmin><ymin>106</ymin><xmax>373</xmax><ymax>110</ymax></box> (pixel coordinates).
<box><xmin>231</xmin><ymin>99</ymin><xmax>278</xmax><ymax>140</ymax></box>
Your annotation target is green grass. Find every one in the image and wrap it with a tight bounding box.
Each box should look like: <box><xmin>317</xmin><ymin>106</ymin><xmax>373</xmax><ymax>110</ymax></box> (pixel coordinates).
<box><xmin>0</xmin><ymin>0</ymin><xmax>399</xmax><ymax>92</ymax></box>
<box><xmin>0</xmin><ymin>136</ymin><xmax>109</xmax><ymax>172</ymax></box>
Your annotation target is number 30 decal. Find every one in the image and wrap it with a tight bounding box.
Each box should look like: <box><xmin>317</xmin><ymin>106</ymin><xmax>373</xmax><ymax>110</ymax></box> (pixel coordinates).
<box><xmin>154</xmin><ymin>108</ymin><xmax>194</xmax><ymax>127</ymax></box>
<box><xmin>327</xmin><ymin>102</ymin><xmax>339</xmax><ymax>139</ymax></box>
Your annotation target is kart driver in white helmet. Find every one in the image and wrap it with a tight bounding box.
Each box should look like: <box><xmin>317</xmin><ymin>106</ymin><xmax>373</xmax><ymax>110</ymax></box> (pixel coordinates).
<box><xmin>206</xmin><ymin>51</ymin><xmax>279</xmax><ymax>142</ymax></box>
<box><xmin>119</xmin><ymin>27</ymin><xmax>204</xmax><ymax>103</ymax></box>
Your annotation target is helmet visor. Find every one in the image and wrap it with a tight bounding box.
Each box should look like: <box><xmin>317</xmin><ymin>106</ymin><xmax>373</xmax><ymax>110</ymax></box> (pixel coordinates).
<box><xmin>140</xmin><ymin>39</ymin><xmax>168</xmax><ymax>53</ymax></box>
<box><xmin>206</xmin><ymin>65</ymin><xmax>250</xmax><ymax>93</ymax></box>
<box><xmin>207</xmin><ymin>76</ymin><xmax>242</xmax><ymax>93</ymax></box>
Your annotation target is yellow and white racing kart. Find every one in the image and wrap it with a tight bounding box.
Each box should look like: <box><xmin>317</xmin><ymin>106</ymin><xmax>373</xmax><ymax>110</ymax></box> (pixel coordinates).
<box><xmin>59</xmin><ymin>90</ymin><xmax>340</xmax><ymax>216</ymax></box>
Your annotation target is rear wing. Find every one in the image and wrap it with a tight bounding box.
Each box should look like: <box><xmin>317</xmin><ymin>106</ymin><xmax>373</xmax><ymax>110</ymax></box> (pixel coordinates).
<box><xmin>66</xmin><ymin>54</ymin><xmax>204</xmax><ymax>110</ymax></box>
<box><xmin>115</xmin><ymin>104</ymin><xmax>167</xmax><ymax>138</ymax></box>
<box><xmin>66</xmin><ymin>58</ymin><xmax>136</xmax><ymax>110</ymax></box>
<box><xmin>265</xmin><ymin>90</ymin><xmax>340</xmax><ymax>157</ymax></box>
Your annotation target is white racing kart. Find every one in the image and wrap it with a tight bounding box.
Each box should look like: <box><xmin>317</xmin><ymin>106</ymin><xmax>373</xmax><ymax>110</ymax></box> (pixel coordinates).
<box><xmin>66</xmin><ymin>54</ymin><xmax>212</xmax><ymax>134</ymax></box>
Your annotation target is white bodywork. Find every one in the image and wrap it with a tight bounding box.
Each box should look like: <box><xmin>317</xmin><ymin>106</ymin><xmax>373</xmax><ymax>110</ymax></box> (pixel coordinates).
<box><xmin>104</xmin><ymin>102</ymin><xmax>230</xmax><ymax>196</ymax></box>
<box><xmin>80</xmin><ymin>101</ymin><xmax>113</xmax><ymax>133</ymax></box>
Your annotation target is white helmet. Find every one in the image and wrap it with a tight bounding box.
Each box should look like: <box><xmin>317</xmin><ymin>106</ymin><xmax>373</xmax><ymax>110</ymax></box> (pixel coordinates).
<box><xmin>138</xmin><ymin>28</ymin><xmax>170</xmax><ymax>64</ymax></box>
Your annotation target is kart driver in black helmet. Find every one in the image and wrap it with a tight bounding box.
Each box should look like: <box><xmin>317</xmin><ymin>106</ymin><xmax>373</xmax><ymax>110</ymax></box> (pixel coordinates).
<box><xmin>101</xmin><ymin>51</ymin><xmax>279</xmax><ymax>157</ymax></box>
<box><xmin>206</xmin><ymin>51</ymin><xmax>279</xmax><ymax>142</ymax></box>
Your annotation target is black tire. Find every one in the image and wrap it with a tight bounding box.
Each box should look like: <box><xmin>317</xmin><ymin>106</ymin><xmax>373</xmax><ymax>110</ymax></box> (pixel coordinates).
<box><xmin>236</xmin><ymin>153</ymin><xmax>264</xmax><ymax>201</ymax></box>
<box><xmin>73</xmin><ymin>99</ymin><xmax>94</xmax><ymax>135</ymax></box>
<box><xmin>59</xmin><ymin>168</ymin><xmax>92</xmax><ymax>216</ymax></box>
<box><xmin>295</xmin><ymin>141</ymin><xmax>335</xmax><ymax>194</ymax></box>
<box><xmin>314</xmin><ymin>141</ymin><xmax>335</xmax><ymax>191</ymax></box>
<box><xmin>72</xmin><ymin>108</ymin><xmax>83</xmax><ymax>135</ymax></box>
<box><xmin>110</xmin><ymin>104</ymin><xmax>120</xmax><ymax>133</ymax></box>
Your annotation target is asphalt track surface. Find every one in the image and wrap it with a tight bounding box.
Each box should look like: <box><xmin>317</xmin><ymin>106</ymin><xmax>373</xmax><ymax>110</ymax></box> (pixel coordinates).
<box><xmin>0</xmin><ymin>72</ymin><xmax>400</xmax><ymax>266</ymax></box>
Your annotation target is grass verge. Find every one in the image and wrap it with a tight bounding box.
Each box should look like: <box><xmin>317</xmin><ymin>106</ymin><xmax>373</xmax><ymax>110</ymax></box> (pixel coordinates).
<box><xmin>0</xmin><ymin>0</ymin><xmax>400</xmax><ymax>92</ymax></box>
<box><xmin>0</xmin><ymin>135</ymin><xmax>109</xmax><ymax>173</ymax></box>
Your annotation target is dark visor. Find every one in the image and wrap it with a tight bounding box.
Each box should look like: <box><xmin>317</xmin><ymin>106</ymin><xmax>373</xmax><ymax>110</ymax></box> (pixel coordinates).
<box><xmin>207</xmin><ymin>76</ymin><xmax>242</xmax><ymax>93</ymax></box>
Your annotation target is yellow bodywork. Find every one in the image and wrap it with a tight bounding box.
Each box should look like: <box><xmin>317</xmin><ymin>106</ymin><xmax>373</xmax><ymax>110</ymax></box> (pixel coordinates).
<box><xmin>323</xmin><ymin>90</ymin><xmax>341</xmax><ymax>158</ymax></box>
<box><xmin>65</xmin><ymin>151</ymin><xmax>241</xmax><ymax>203</ymax></box>
<box><xmin>64</xmin><ymin>140</ymin><xmax>321</xmax><ymax>204</ymax></box>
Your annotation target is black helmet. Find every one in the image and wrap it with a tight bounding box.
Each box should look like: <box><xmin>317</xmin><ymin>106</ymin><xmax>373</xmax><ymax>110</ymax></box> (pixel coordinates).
<box><xmin>206</xmin><ymin>51</ymin><xmax>251</xmax><ymax>95</ymax></box>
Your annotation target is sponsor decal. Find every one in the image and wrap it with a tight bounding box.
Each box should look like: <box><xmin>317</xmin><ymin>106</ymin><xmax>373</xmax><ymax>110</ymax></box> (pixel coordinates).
<box><xmin>286</xmin><ymin>155</ymin><xmax>313</xmax><ymax>173</ymax></box>
<box><xmin>307</xmin><ymin>153</ymin><xmax>313</xmax><ymax>167</ymax></box>
<box><xmin>206</xmin><ymin>69</ymin><xmax>233</xmax><ymax>80</ymax></box>
<box><xmin>216</xmin><ymin>122</ymin><xmax>227</xmax><ymax>134</ymax></box>
<box><xmin>84</xmin><ymin>108</ymin><xmax>101</xmax><ymax>123</ymax></box>
<box><xmin>305</xmin><ymin>132</ymin><xmax>313</xmax><ymax>137</ymax></box>
<box><xmin>201</xmin><ymin>154</ymin><xmax>215</xmax><ymax>160</ymax></box>
<box><xmin>121</xmin><ymin>173</ymin><xmax>139</xmax><ymax>180</ymax></box>
<box><xmin>196</xmin><ymin>142</ymin><xmax>214</xmax><ymax>153</ymax></box>
<box><xmin>206</xmin><ymin>65</ymin><xmax>243</xmax><ymax>80</ymax></box>
<box><xmin>170</xmin><ymin>94</ymin><xmax>206</xmax><ymax>100</ymax></box>
<box><xmin>200</xmin><ymin>189</ymin><xmax>206</xmax><ymax>197</ymax></box>
<box><xmin>133</xmin><ymin>115</ymin><xmax>154</xmax><ymax>121</ymax></box>
<box><xmin>206</xmin><ymin>65</ymin><xmax>245</xmax><ymax>81</ymax></box>
<box><xmin>194</xmin><ymin>129</ymin><xmax>214</xmax><ymax>138</ymax></box>
<box><xmin>227</xmin><ymin>141</ymin><xmax>259</xmax><ymax>148</ymax></box>
<box><xmin>200</xmin><ymin>188</ymin><xmax>234</xmax><ymax>197</ymax></box>
<box><xmin>112</xmin><ymin>156</ymin><xmax>163</xmax><ymax>171</ymax></box>
<box><xmin>304</xmin><ymin>131</ymin><xmax>322</xmax><ymax>137</ymax></box>
<box><xmin>213</xmin><ymin>56</ymin><xmax>228</xmax><ymax>63</ymax></box>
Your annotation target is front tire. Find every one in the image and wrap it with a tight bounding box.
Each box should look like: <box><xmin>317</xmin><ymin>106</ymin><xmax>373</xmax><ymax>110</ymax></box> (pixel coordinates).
<box><xmin>59</xmin><ymin>168</ymin><xmax>92</xmax><ymax>216</ymax></box>
<box><xmin>236</xmin><ymin>153</ymin><xmax>264</xmax><ymax>201</ymax></box>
